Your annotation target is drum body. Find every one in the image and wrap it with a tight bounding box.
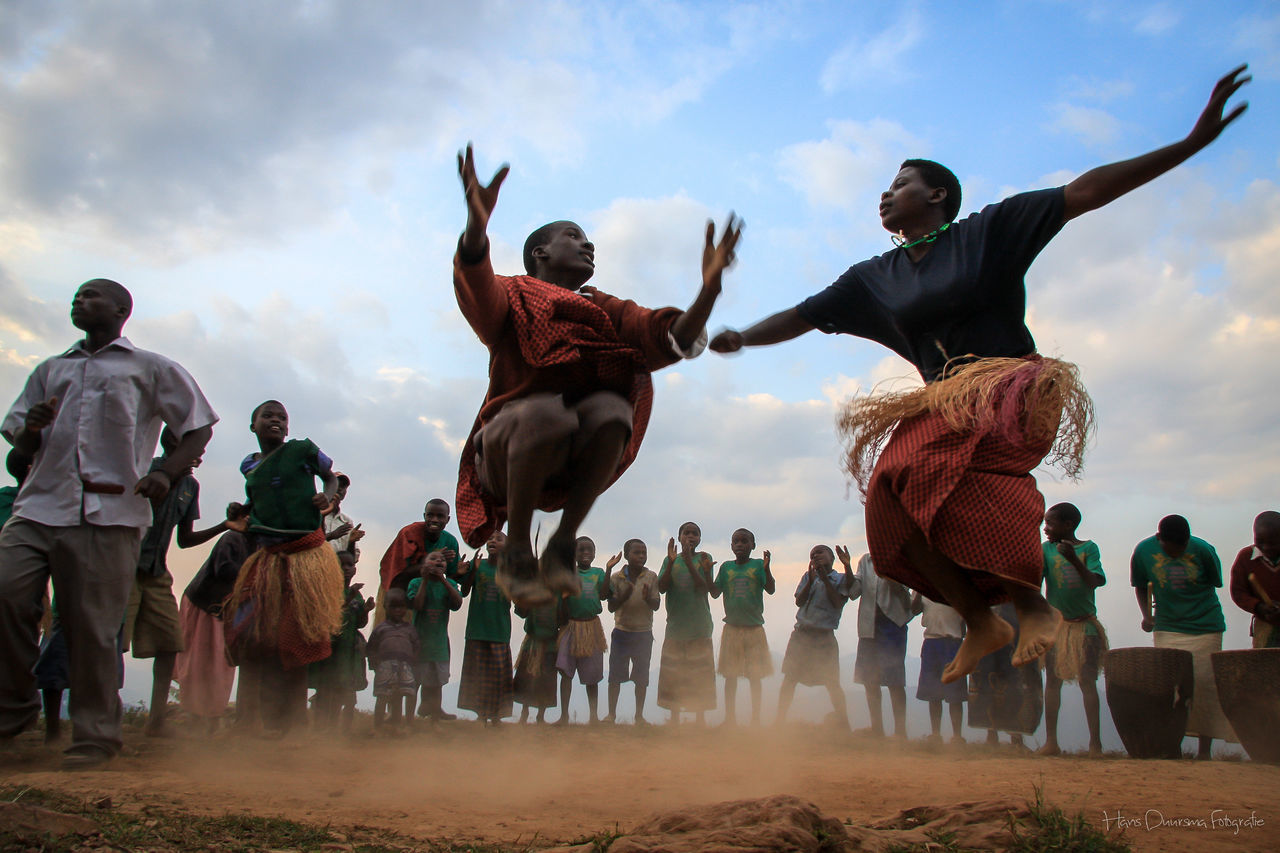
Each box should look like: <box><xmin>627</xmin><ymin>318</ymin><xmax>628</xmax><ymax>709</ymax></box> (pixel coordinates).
<box><xmin>1212</xmin><ymin>648</ymin><xmax>1280</xmax><ymax>764</ymax></box>
<box><xmin>1103</xmin><ymin>647</ymin><xmax>1193</xmax><ymax>759</ymax></box>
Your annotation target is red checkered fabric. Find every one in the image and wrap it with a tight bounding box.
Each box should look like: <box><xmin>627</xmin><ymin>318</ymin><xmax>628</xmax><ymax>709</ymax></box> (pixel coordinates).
<box><xmin>865</xmin><ymin>404</ymin><xmax>1053</xmax><ymax>607</ymax></box>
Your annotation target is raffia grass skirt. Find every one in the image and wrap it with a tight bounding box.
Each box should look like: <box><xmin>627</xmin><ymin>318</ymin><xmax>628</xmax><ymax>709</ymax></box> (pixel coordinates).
<box><xmin>224</xmin><ymin>529</ymin><xmax>344</xmax><ymax>669</ymax></box>
<box><xmin>1050</xmin><ymin>618</ymin><xmax>1108</xmax><ymax>682</ymax></box>
<box><xmin>844</xmin><ymin>356</ymin><xmax>1094</xmax><ymax>606</ymax></box>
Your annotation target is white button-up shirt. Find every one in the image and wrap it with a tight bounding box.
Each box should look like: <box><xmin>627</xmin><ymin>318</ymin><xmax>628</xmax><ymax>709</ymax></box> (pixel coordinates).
<box><xmin>2</xmin><ymin>337</ymin><xmax>218</xmax><ymax>529</ymax></box>
<box><xmin>848</xmin><ymin>553</ymin><xmax>916</xmax><ymax>638</ymax></box>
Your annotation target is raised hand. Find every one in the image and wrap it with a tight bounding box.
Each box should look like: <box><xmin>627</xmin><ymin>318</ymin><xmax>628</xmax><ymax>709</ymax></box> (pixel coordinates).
<box><xmin>458</xmin><ymin>142</ymin><xmax>510</xmax><ymax>251</ymax></box>
<box><xmin>709</xmin><ymin>329</ymin><xmax>744</xmax><ymax>353</ymax></box>
<box><xmin>834</xmin><ymin>544</ymin><xmax>852</xmax><ymax>569</ymax></box>
<box><xmin>606</xmin><ymin>551</ymin><xmax>622</xmax><ymax>570</ymax></box>
<box><xmin>349</xmin><ymin>524</ymin><xmax>365</xmax><ymax>544</ymax></box>
<box><xmin>1188</xmin><ymin>64</ymin><xmax>1250</xmax><ymax>149</ymax></box>
<box><xmin>701</xmin><ymin>213</ymin><xmax>743</xmax><ymax>292</ymax></box>
<box><xmin>667</xmin><ymin>537</ymin><xmax>677</xmax><ymax>564</ymax></box>
<box><xmin>762</xmin><ymin>549</ymin><xmax>771</xmax><ymax>571</ymax></box>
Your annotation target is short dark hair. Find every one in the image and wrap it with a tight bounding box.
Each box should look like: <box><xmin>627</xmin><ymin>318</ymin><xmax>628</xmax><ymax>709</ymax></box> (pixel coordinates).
<box><xmin>1157</xmin><ymin>514</ymin><xmax>1191</xmax><ymax>543</ymax></box>
<box><xmin>85</xmin><ymin>278</ymin><xmax>133</xmax><ymax>320</ymax></box>
<box><xmin>1256</xmin><ymin>511</ymin><xmax>1280</xmax><ymax>533</ymax></box>
<box><xmin>814</xmin><ymin>544</ymin><xmax>834</xmax><ymax>559</ymax></box>
<box><xmin>1047</xmin><ymin>502</ymin><xmax>1082</xmax><ymax>530</ymax></box>
<box><xmin>523</xmin><ymin>222</ymin><xmax>563</xmax><ymax>276</ymax></box>
<box><xmin>900</xmin><ymin>159</ymin><xmax>962</xmax><ymax>222</ymax></box>
<box><xmin>623</xmin><ymin>538</ymin><xmax>645</xmax><ymax>557</ymax></box>
<box><xmin>733</xmin><ymin>527</ymin><xmax>756</xmax><ymax>547</ymax></box>
<box><xmin>678</xmin><ymin>521</ymin><xmax>700</xmax><ymax>536</ymax></box>
<box><xmin>577</xmin><ymin>535</ymin><xmax>594</xmax><ymax>546</ymax></box>
<box><xmin>250</xmin><ymin>399</ymin><xmax>285</xmax><ymax>423</ymax></box>
<box><xmin>425</xmin><ymin>498</ymin><xmax>450</xmax><ymax>510</ymax></box>
<box><xmin>5</xmin><ymin>448</ymin><xmax>31</xmax><ymax>484</ymax></box>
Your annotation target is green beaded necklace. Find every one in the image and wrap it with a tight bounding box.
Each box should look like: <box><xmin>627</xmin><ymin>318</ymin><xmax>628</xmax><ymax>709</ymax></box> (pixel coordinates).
<box><xmin>891</xmin><ymin>222</ymin><xmax>950</xmax><ymax>250</ymax></box>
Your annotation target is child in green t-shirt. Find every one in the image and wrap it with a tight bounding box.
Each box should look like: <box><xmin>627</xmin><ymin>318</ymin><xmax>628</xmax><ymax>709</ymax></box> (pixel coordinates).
<box><xmin>1039</xmin><ymin>502</ymin><xmax>1107</xmax><ymax>757</ymax></box>
<box><xmin>657</xmin><ymin>521</ymin><xmax>718</xmax><ymax>725</ymax></box>
<box><xmin>554</xmin><ymin>537</ymin><xmax>609</xmax><ymax>725</ymax></box>
<box><xmin>408</xmin><ymin>550</ymin><xmax>463</xmax><ymax>721</ymax></box>
<box><xmin>714</xmin><ymin>528</ymin><xmax>775</xmax><ymax>726</ymax></box>
<box><xmin>310</xmin><ymin>550</ymin><xmax>375</xmax><ymax>733</ymax></box>
<box><xmin>514</xmin><ymin>598</ymin><xmax>562</xmax><ymax>723</ymax></box>
<box><xmin>457</xmin><ymin>531</ymin><xmax>513</xmax><ymax>724</ymax></box>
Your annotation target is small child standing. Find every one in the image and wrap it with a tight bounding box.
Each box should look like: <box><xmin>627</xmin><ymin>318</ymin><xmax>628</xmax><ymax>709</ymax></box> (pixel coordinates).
<box><xmin>970</xmin><ymin>602</ymin><xmax>1042</xmax><ymax>749</ymax></box>
<box><xmin>555</xmin><ymin>537</ymin><xmax>609</xmax><ymax>725</ymax></box>
<box><xmin>605</xmin><ymin>539</ymin><xmax>660</xmax><ymax>724</ymax></box>
<box><xmin>458</xmin><ymin>532</ymin><xmax>514</xmax><ymax>724</ymax></box>
<box><xmin>777</xmin><ymin>545</ymin><xmax>853</xmax><ymax>729</ymax></box>
<box><xmin>408</xmin><ymin>551</ymin><xmax>463</xmax><ymax>721</ymax></box>
<box><xmin>310</xmin><ymin>551</ymin><xmax>374</xmax><ymax>732</ymax></box>
<box><xmin>367</xmin><ymin>587</ymin><xmax>419</xmax><ymax>732</ymax></box>
<box><xmin>714</xmin><ymin>529</ymin><xmax>775</xmax><ymax>726</ymax></box>
<box><xmin>1040</xmin><ymin>502</ymin><xmax>1107</xmax><ymax>756</ymax></box>
<box><xmin>514</xmin><ymin>599</ymin><xmax>562</xmax><ymax>724</ymax></box>
<box><xmin>913</xmin><ymin>592</ymin><xmax>967</xmax><ymax>744</ymax></box>
<box><xmin>849</xmin><ymin>552</ymin><xmax>915</xmax><ymax>739</ymax></box>
<box><xmin>657</xmin><ymin>522</ymin><xmax>718</xmax><ymax>725</ymax></box>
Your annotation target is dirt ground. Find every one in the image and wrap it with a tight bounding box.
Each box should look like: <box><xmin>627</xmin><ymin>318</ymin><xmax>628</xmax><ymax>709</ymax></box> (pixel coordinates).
<box><xmin>2</xmin><ymin>720</ymin><xmax>1275</xmax><ymax>851</ymax></box>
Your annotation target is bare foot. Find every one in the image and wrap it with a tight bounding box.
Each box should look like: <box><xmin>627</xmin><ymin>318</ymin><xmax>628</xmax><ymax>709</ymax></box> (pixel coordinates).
<box><xmin>496</xmin><ymin>541</ymin><xmax>554</xmax><ymax>608</ymax></box>
<box><xmin>143</xmin><ymin>721</ymin><xmax>177</xmax><ymax>739</ymax></box>
<box><xmin>1011</xmin><ymin>601</ymin><xmax>1062</xmax><ymax>667</ymax></box>
<box><xmin>942</xmin><ymin>612</ymin><xmax>1014</xmax><ymax>684</ymax></box>
<box><xmin>1036</xmin><ymin>742</ymin><xmax>1062</xmax><ymax>756</ymax></box>
<box><xmin>1087</xmin><ymin>744</ymin><xmax>1103</xmax><ymax>758</ymax></box>
<box><xmin>540</xmin><ymin>536</ymin><xmax>581</xmax><ymax>599</ymax></box>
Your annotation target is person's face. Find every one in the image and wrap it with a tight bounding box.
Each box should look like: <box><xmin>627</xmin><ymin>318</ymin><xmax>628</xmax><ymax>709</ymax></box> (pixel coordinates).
<box><xmin>576</xmin><ymin>538</ymin><xmax>596</xmax><ymax>567</ymax></box>
<box><xmin>535</xmin><ymin>221</ymin><xmax>595</xmax><ymax>288</ymax></box>
<box><xmin>423</xmin><ymin>552</ymin><xmax>446</xmax><ymax>576</ymax></box>
<box><xmin>1255</xmin><ymin>523</ymin><xmax>1280</xmax><ymax>563</ymax></box>
<box><xmin>487</xmin><ymin>531</ymin><xmax>507</xmax><ymax>557</ymax></box>
<box><xmin>730</xmin><ymin>530</ymin><xmax>754</xmax><ymax>560</ymax></box>
<box><xmin>251</xmin><ymin>403</ymin><xmax>289</xmax><ymax>442</ymax></box>
<box><xmin>809</xmin><ymin>545</ymin><xmax>834</xmax><ymax>572</ymax></box>
<box><xmin>1043</xmin><ymin>511</ymin><xmax>1072</xmax><ymax>543</ymax></box>
<box><xmin>1158</xmin><ymin>535</ymin><xmax>1189</xmax><ymax>559</ymax></box>
<box><xmin>334</xmin><ymin>482</ymin><xmax>348</xmax><ymax>504</ymax></box>
<box><xmin>423</xmin><ymin>503</ymin><xmax>450</xmax><ymax>535</ymax></box>
<box><xmin>70</xmin><ymin>281</ymin><xmax>126</xmax><ymax>332</ymax></box>
<box><xmin>879</xmin><ymin>167</ymin><xmax>942</xmax><ymax>234</ymax></box>
<box><xmin>625</xmin><ymin>542</ymin><xmax>647</xmax><ymax>567</ymax></box>
<box><xmin>679</xmin><ymin>524</ymin><xmax>701</xmax><ymax>550</ymax></box>
<box><xmin>388</xmin><ymin>601</ymin><xmax>409</xmax><ymax>623</ymax></box>
<box><xmin>340</xmin><ymin>556</ymin><xmax>357</xmax><ymax>585</ymax></box>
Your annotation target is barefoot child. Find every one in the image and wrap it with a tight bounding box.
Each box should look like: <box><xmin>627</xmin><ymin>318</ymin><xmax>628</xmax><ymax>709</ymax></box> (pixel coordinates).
<box><xmin>367</xmin><ymin>588</ymin><xmax>419</xmax><ymax>732</ymax></box>
<box><xmin>913</xmin><ymin>593</ymin><xmax>966</xmax><ymax>744</ymax></box>
<box><xmin>407</xmin><ymin>551</ymin><xmax>463</xmax><ymax>720</ymax></box>
<box><xmin>311</xmin><ymin>551</ymin><xmax>374</xmax><ymax>732</ymax></box>
<box><xmin>849</xmin><ymin>553</ymin><xmax>915</xmax><ymax>738</ymax></box>
<box><xmin>657</xmin><ymin>523</ymin><xmax>718</xmax><ymax>725</ymax></box>
<box><xmin>1228</xmin><ymin>511</ymin><xmax>1280</xmax><ymax>648</ymax></box>
<box><xmin>453</xmin><ymin>144</ymin><xmax>740</xmax><ymax>607</ymax></box>
<box><xmin>1040</xmin><ymin>502</ymin><xmax>1107</xmax><ymax>756</ymax></box>
<box><xmin>605</xmin><ymin>539</ymin><xmax>660</xmax><ymax>724</ymax></box>
<box><xmin>969</xmin><ymin>602</ymin><xmax>1041</xmax><ymax>749</ymax></box>
<box><xmin>777</xmin><ymin>545</ymin><xmax>853</xmax><ymax>729</ymax></box>
<box><xmin>223</xmin><ymin>400</ymin><xmax>344</xmax><ymax>735</ymax></box>
<box><xmin>555</xmin><ymin>537</ymin><xmax>608</xmax><ymax>725</ymax></box>
<box><xmin>715</xmin><ymin>529</ymin><xmax>775</xmax><ymax>726</ymax></box>
<box><xmin>458</xmin><ymin>532</ymin><xmax>514</xmax><ymax>724</ymax></box>
<box><xmin>514</xmin><ymin>599</ymin><xmax>561</xmax><ymax>724</ymax></box>
<box><xmin>711</xmin><ymin>67</ymin><xmax>1251</xmax><ymax>682</ymax></box>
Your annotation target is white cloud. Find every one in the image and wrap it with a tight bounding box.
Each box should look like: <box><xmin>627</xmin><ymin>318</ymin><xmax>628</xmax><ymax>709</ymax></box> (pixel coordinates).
<box><xmin>1048</xmin><ymin>103</ymin><xmax>1123</xmax><ymax>147</ymax></box>
<box><xmin>778</xmin><ymin>119</ymin><xmax>928</xmax><ymax>212</ymax></box>
<box><xmin>1134</xmin><ymin>4</ymin><xmax>1181</xmax><ymax>36</ymax></box>
<box><xmin>819</xmin><ymin>9</ymin><xmax>923</xmax><ymax>94</ymax></box>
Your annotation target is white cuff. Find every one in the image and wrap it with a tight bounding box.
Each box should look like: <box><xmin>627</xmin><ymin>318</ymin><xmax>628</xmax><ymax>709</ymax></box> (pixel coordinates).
<box><xmin>668</xmin><ymin>327</ymin><xmax>708</xmax><ymax>359</ymax></box>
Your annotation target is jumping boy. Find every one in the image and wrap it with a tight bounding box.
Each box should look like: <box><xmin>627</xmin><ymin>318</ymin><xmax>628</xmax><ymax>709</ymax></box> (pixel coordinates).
<box><xmin>0</xmin><ymin>278</ymin><xmax>216</xmax><ymax>768</ymax></box>
<box><xmin>605</xmin><ymin>538</ymin><xmax>660</xmax><ymax>724</ymax></box>
<box><xmin>555</xmin><ymin>537</ymin><xmax>608</xmax><ymax>725</ymax></box>
<box><xmin>1040</xmin><ymin>502</ymin><xmax>1107</xmax><ymax>756</ymax></box>
<box><xmin>408</xmin><ymin>551</ymin><xmax>463</xmax><ymax>720</ymax></box>
<box><xmin>777</xmin><ymin>545</ymin><xmax>854</xmax><ymax>729</ymax></box>
<box><xmin>1228</xmin><ymin>511</ymin><xmax>1280</xmax><ymax>648</ymax></box>
<box><xmin>458</xmin><ymin>532</ymin><xmax>514</xmax><ymax>725</ymax></box>
<box><xmin>453</xmin><ymin>144</ymin><xmax>740</xmax><ymax>607</ymax></box>
<box><xmin>714</xmin><ymin>529</ymin><xmax>775</xmax><ymax>726</ymax></box>
<box><xmin>849</xmin><ymin>552</ymin><xmax>915</xmax><ymax>738</ymax></box>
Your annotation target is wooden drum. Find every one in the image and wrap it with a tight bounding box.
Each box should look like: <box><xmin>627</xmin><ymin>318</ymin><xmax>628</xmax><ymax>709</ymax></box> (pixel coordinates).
<box><xmin>1212</xmin><ymin>648</ymin><xmax>1280</xmax><ymax>764</ymax></box>
<box><xmin>1103</xmin><ymin>647</ymin><xmax>1193</xmax><ymax>759</ymax></box>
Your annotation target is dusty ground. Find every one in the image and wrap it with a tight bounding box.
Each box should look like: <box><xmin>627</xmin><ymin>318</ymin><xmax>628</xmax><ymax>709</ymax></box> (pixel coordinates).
<box><xmin>2</xmin><ymin>719</ymin><xmax>1275</xmax><ymax>851</ymax></box>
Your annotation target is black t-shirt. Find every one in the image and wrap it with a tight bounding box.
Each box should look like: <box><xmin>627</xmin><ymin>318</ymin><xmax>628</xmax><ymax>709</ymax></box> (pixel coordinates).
<box><xmin>795</xmin><ymin>187</ymin><xmax>1066</xmax><ymax>382</ymax></box>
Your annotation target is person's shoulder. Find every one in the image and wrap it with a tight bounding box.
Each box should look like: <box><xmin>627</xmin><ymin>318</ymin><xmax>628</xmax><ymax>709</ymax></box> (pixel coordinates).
<box><xmin>1133</xmin><ymin>534</ymin><xmax>1159</xmax><ymax>553</ymax></box>
<box><xmin>1190</xmin><ymin>536</ymin><xmax>1220</xmax><ymax>559</ymax></box>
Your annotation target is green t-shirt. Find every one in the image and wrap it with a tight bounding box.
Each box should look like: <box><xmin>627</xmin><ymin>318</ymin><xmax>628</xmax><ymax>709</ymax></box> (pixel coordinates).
<box><xmin>1042</xmin><ymin>540</ymin><xmax>1105</xmax><ymax>635</ymax></box>
<box><xmin>243</xmin><ymin>439</ymin><xmax>327</xmax><ymax>535</ymax></box>
<box><xmin>662</xmin><ymin>553</ymin><xmax>714</xmax><ymax>641</ymax></box>
<box><xmin>407</xmin><ymin>576</ymin><xmax>460</xmax><ymax>663</ymax></box>
<box><xmin>714</xmin><ymin>558</ymin><xmax>767</xmax><ymax>627</ymax></box>
<box><xmin>464</xmin><ymin>559</ymin><xmax>511</xmax><ymax>642</ymax></box>
<box><xmin>1130</xmin><ymin>535</ymin><xmax>1226</xmax><ymax>634</ymax></box>
<box><xmin>521</xmin><ymin>601</ymin><xmax>560</xmax><ymax>640</ymax></box>
<box><xmin>566</xmin><ymin>566</ymin><xmax>605</xmax><ymax>620</ymax></box>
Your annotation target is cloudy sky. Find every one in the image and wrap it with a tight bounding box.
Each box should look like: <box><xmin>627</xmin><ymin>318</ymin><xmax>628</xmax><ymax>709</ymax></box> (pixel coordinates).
<box><xmin>3</xmin><ymin>2</ymin><xmax>1277</xmax><ymax>741</ymax></box>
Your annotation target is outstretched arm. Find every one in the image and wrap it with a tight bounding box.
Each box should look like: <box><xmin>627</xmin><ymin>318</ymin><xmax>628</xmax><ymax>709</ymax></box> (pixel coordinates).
<box><xmin>709</xmin><ymin>307</ymin><xmax>815</xmax><ymax>354</ymax></box>
<box><xmin>669</xmin><ymin>214</ymin><xmax>743</xmax><ymax>352</ymax></box>
<box><xmin>458</xmin><ymin>143</ymin><xmax>510</xmax><ymax>260</ymax></box>
<box><xmin>1062</xmin><ymin>65</ymin><xmax>1250</xmax><ymax>222</ymax></box>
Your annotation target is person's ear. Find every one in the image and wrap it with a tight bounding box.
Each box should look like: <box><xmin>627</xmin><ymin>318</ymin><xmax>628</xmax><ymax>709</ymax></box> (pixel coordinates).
<box><xmin>929</xmin><ymin>186</ymin><xmax>948</xmax><ymax>207</ymax></box>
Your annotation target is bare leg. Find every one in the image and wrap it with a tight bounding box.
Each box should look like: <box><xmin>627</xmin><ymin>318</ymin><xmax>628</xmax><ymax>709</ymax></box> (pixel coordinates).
<box><xmin>1081</xmin><ymin>680</ymin><xmax>1102</xmax><ymax>756</ymax></box>
<box><xmin>889</xmin><ymin>685</ymin><xmax>907</xmax><ymax>738</ymax></box>
<box><xmin>723</xmin><ymin>676</ymin><xmax>739</xmax><ymax>726</ymax></box>
<box><xmin>776</xmin><ymin>678</ymin><xmax>797</xmax><ymax>724</ymax></box>
<box><xmin>374</xmin><ymin>698</ymin><xmax>387</xmax><ymax>731</ymax></box>
<box><xmin>928</xmin><ymin>700</ymin><xmax>943</xmax><ymax>738</ymax></box>
<box><xmin>42</xmin><ymin>689</ymin><xmax>63</xmax><ymax>743</ymax></box>
<box><xmin>903</xmin><ymin>533</ymin><xmax>1014</xmax><ymax>684</ymax></box>
<box><xmin>145</xmin><ymin>652</ymin><xmax>177</xmax><ymax>737</ymax></box>
<box><xmin>1197</xmin><ymin>735</ymin><xmax>1213</xmax><ymax>760</ymax></box>
<box><xmin>586</xmin><ymin>684</ymin><xmax>600</xmax><ymax>723</ymax></box>
<box><xmin>606</xmin><ymin>682</ymin><xmax>620</xmax><ymax>721</ymax></box>
<box><xmin>864</xmin><ymin>684</ymin><xmax>884</xmax><ymax>736</ymax></box>
<box><xmin>499</xmin><ymin>408</ymin><xmax>574</xmax><ymax>607</ymax></box>
<box><xmin>749</xmin><ymin>678</ymin><xmax>762</xmax><ymax>726</ymax></box>
<box><xmin>635</xmin><ymin>684</ymin><xmax>648</xmax><ymax>724</ymax></box>
<box><xmin>542</xmin><ymin>423</ymin><xmax>628</xmax><ymax>596</ymax></box>
<box><xmin>948</xmin><ymin>702</ymin><xmax>964</xmax><ymax>742</ymax></box>
<box><xmin>1039</xmin><ymin>672</ymin><xmax>1063</xmax><ymax>755</ymax></box>
<box><xmin>519</xmin><ymin>705</ymin><xmax>529</xmax><ymax>724</ymax></box>
<box><xmin>825</xmin><ymin>682</ymin><xmax>850</xmax><ymax>730</ymax></box>
<box><xmin>1000</xmin><ymin>581</ymin><xmax>1061</xmax><ymax>667</ymax></box>
<box><xmin>555</xmin><ymin>672</ymin><xmax>571</xmax><ymax>726</ymax></box>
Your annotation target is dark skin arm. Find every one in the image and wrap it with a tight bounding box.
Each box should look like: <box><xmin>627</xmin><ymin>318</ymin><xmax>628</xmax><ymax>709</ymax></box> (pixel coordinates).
<box><xmin>668</xmin><ymin>215</ymin><xmax>743</xmax><ymax>352</ymax></box>
<box><xmin>762</xmin><ymin>550</ymin><xmax>776</xmax><ymax>595</ymax></box>
<box><xmin>1055</xmin><ymin>539</ymin><xmax>1104</xmax><ymax>590</ymax></box>
<box><xmin>606</xmin><ymin>552</ymin><xmax>630</xmax><ymax>612</ymax></box>
<box><xmin>1062</xmin><ymin>66</ymin><xmax>1250</xmax><ymax>221</ymax></box>
<box><xmin>1135</xmin><ymin>586</ymin><xmax>1154</xmax><ymax>633</ymax></box>
<box><xmin>710</xmin><ymin>307</ymin><xmax>815</xmax><ymax>354</ymax></box>
<box><xmin>175</xmin><ymin>518</ymin><xmax>232</xmax><ymax>550</ymax></box>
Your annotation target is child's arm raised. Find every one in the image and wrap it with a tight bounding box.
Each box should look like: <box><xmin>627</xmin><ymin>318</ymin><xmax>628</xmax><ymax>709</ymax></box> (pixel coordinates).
<box><xmin>658</xmin><ymin>538</ymin><xmax>676</xmax><ymax>593</ymax></box>
<box><xmin>668</xmin><ymin>215</ymin><xmax>742</xmax><ymax>353</ymax></box>
<box><xmin>762</xmin><ymin>550</ymin><xmax>776</xmax><ymax>595</ymax></box>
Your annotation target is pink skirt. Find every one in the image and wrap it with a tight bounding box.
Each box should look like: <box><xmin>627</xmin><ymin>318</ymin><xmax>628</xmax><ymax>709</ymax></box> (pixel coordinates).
<box><xmin>174</xmin><ymin>596</ymin><xmax>235</xmax><ymax>718</ymax></box>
